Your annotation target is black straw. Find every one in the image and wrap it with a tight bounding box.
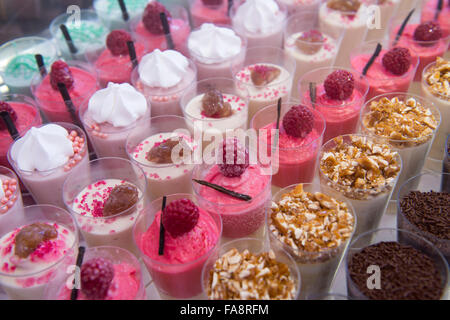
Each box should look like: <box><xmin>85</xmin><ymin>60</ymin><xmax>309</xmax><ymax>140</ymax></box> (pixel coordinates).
<box><xmin>309</xmin><ymin>82</ymin><xmax>316</xmax><ymax>109</ymax></box>
<box><xmin>127</xmin><ymin>41</ymin><xmax>138</xmax><ymax>68</ymax></box>
<box><xmin>275</xmin><ymin>98</ymin><xmax>281</xmax><ymax>130</ymax></box>
<box><xmin>70</xmin><ymin>246</ymin><xmax>85</xmax><ymax>301</ymax></box>
<box><xmin>362</xmin><ymin>43</ymin><xmax>382</xmax><ymax>76</ymax></box>
<box><xmin>160</xmin><ymin>12</ymin><xmax>174</xmax><ymax>50</ymax></box>
<box><xmin>118</xmin><ymin>0</ymin><xmax>129</xmax><ymax>21</ymax></box>
<box><xmin>193</xmin><ymin>179</ymin><xmax>252</xmax><ymax>201</ymax></box>
<box><xmin>34</xmin><ymin>54</ymin><xmax>47</xmax><ymax>77</ymax></box>
<box><xmin>0</xmin><ymin>111</ymin><xmax>20</xmax><ymax>141</ymax></box>
<box><xmin>228</xmin><ymin>0</ymin><xmax>234</xmax><ymax>16</ymax></box>
<box><xmin>59</xmin><ymin>24</ymin><xmax>78</xmax><ymax>54</ymax></box>
<box><xmin>435</xmin><ymin>0</ymin><xmax>443</xmax><ymax>20</ymax></box>
<box><xmin>158</xmin><ymin>196</ymin><xmax>167</xmax><ymax>256</ymax></box>
<box><xmin>393</xmin><ymin>9</ymin><xmax>415</xmax><ymax>46</ymax></box>
<box><xmin>57</xmin><ymin>82</ymin><xmax>82</xmax><ymax>126</ymax></box>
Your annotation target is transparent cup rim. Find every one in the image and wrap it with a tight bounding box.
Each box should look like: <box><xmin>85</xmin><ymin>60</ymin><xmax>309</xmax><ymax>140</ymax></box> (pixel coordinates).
<box><xmin>49</xmin><ymin>9</ymin><xmax>101</xmax><ymax>36</ymax></box>
<box><xmin>0</xmin><ymin>204</ymin><xmax>79</xmax><ymax>278</ymax></box>
<box><xmin>0</xmin><ymin>93</ymin><xmax>42</xmax><ymax>136</ymax></box>
<box><xmin>0</xmin><ymin>165</ymin><xmax>20</xmax><ymax>212</ymax></box>
<box><xmin>421</xmin><ymin>60</ymin><xmax>450</xmax><ymax>101</ymax></box>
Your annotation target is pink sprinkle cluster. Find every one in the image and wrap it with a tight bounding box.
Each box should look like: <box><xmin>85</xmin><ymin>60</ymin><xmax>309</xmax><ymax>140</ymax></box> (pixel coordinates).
<box><xmin>64</xmin><ymin>130</ymin><xmax>86</xmax><ymax>172</ymax></box>
<box><xmin>0</xmin><ymin>178</ymin><xmax>18</xmax><ymax>214</ymax></box>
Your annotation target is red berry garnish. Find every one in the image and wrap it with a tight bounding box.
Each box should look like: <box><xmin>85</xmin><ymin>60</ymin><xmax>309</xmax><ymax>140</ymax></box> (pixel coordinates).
<box><xmin>413</xmin><ymin>21</ymin><xmax>442</xmax><ymax>46</ymax></box>
<box><xmin>218</xmin><ymin>138</ymin><xmax>249</xmax><ymax>178</ymax></box>
<box><xmin>0</xmin><ymin>101</ymin><xmax>17</xmax><ymax>131</ymax></box>
<box><xmin>81</xmin><ymin>258</ymin><xmax>115</xmax><ymax>300</ymax></box>
<box><xmin>324</xmin><ymin>70</ymin><xmax>354</xmax><ymax>100</ymax></box>
<box><xmin>142</xmin><ymin>2</ymin><xmax>171</xmax><ymax>35</ymax></box>
<box><xmin>282</xmin><ymin>105</ymin><xmax>314</xmax><ymax>138</ymax></box>
<box><xmin>162</xmin><ymin>199</ymin><xmax>200</xmax><ymax>237</ymax></box>
<box><xmin>251</xmin><ymin>65</ymin><xmax>281</xmax><ymax>86</ymax></box>
<box><xmin>202</xmin><ymin>0</ymin><xmax>223</xmax><ymax>5</ymax></box>
<box><xmin>382</xmin><ymin>47</ymin><xmax>411</xmax><ymax>76</ymax></box>
<box><xmin>49</xmin><ymin>60</ymin><xmax>74</xmax><ymax>91</ymax></box>
<box><xmin>106</xmin><ymin>30</ymin><xmax>132</xmax><ymax>56</ymax></box>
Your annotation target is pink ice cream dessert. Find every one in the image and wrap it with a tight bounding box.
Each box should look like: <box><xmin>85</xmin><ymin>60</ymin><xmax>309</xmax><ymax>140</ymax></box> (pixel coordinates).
<box><xmin>421</xmin><ymin>0</ymin><xmax>450</xmax><ymax>35</ymax></box>
<box><xmin>190</xmin><ymin>0</ymin><xmax>231</xmax><ymax>27</ymax></box>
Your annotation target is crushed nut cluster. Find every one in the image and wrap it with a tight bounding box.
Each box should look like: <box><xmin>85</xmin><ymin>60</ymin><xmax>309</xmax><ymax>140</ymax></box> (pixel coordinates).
<box><xmin>362</xmin><ymin>96</ymin><xmax>438</xmax><ymax>147</ymax></box>
<box><xmin>207</xmin><ymin>248</ymin><xmax>297</xmax><ymax>300</ymax></box>
<box><xmin>320</xmin><ymin>135</ymin><xmax>401</xmax><ymax>199</ymax></box>
<box><xmin>270</xmin><ymin>184</ymin><xmax>354</xmax><ymax>264</ymax></box>
<box><xmin>424</xmin><ymin>57</ymin><xmax>450</xmax><ymax>101</ymax></box>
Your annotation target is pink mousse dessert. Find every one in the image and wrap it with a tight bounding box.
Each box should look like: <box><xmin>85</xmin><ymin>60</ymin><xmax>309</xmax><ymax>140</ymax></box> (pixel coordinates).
<box><xmin>81</xmin><ymin>82</ymin><xmax>150</xmax><ymax>159</ymax></box>
<box><xmin>421</xmin><ymin>0</ymin><xmax>450</xmax><ymax>35</ymax></box>
<box><xmin>193</xmin><ymin>138</ymin><xmax>271</xmax><ymax>240</ymax></box>
<box><xmin>132</xmin><ymin>2</ymin><xmax>191</xmax><ymax>56</ymax></box>
<box><xmin>300</xmin><ymin>68</ymin><xmax>369</xmax><ymax>143</ymax></box>
<box><xmin>92</xmin><ymin>30</ymin><xmax>147</xmax><ymax>88</ymax></box>
<box><xmin>31</xmin><ymin>60</ymin><xmax>99</xmax><ymax>124</ymax></box>
<box><xmin>190</xmin><ymin>0</ymin><xmax>232</xmax><ymax>27</ymax></box>
<box><xmin>252</xmin><ymin>103</ymin><xmax>325</xmax><ymax>188</ymax></box>
<box><xmin>351</xmin><ymin>44</ymin><xmax>419</xmax><ymax>100</ymax></box>
<box><xmin>132</xmin><ymin>49</ymin><xmax>197</xmax><ymax>117</ymax></box>
<box><xmin>134</xmin><ymin>196</ymin><xmax>221</xmax><ymax>299</ymax></box>
<box><xmin>0</xmin><ymin>96</ymin><xmax>42</xmax><ymax>169</ymax></box>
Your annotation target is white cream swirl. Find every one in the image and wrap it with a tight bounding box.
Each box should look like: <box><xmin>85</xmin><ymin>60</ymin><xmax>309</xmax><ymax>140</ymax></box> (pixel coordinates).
<box><xmin>188</xmin><ymin>23</ymin><xmax>242</xmax><ymax>64</ymax></box>
<box><xmin>88</xmin><ymin>82</ymin><xmax>148</xmax><ymax>127</ymax></box>
<box><xmin>233</xmin><ymin>0</ymin><xmax>285</xmax><ymax>34</ymax></box>
<box><xmin>138</xmin><ymin>49</ymin><xmax>189</xmax><ymax>88</ymax></box>
<box><xmin>10</xmin><ymin>124</ymin><xmax>74</xmax><ymax>172</ymax></box>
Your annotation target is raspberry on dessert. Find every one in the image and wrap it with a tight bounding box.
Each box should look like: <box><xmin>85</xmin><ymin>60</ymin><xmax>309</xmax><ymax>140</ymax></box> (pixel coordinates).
<box><xmin>382</xmin><ymin>47</ymin><xmax>412</xmax><ymax>76</ymax></box>
<box><xmin>282</xmin><ymin>105</ymin><xmax>314</xmax><ymax>138</ymax></box>
<box><xmin>413</xmin><ymin>21</ymin><xmax>442</xmax><ymax>45</ymax></box>
<box><xmin>142</xmin><ymin>2</ymin><xmax>172</xmax><ymax>35</ymax></box>
<box><xmin>81</xmin><ymin>258</ymin><xmax>115</xmax><ymax>300</ymax></box>
<box><xmin>327</xmin><ymin>0</ymin><xmax>361</xmax><ymax>12</ymax></box>
<box><xmin>0</xmin><ymin>101</ymin><xmax>17</xmax><ymax>131</ymax></box>
<box><xmin>14</xmin><ymin>223</ymin><xmax>58</xmax><ymax>258</ymax></box>
<box><xmin>147</xmin><ymin>138</ymin><xmax>183</xmax><ymax>164</ymax></box>
<box><xmin>218</xmin><ymin>138</ymin><xmax>249</xmax><ymax>178</ymax></box>
<box><xmin>202</xmin><ymin>89</ymin><xmax>232</xmax><ymax>118</ymax></box>
<box><xmin>106</xmin><ymin>30</ymin><xmax>132</xmax><ymax>56</ymax></box>
<box><xmin>102</xmin><ymin>184</ymin><xmax>139</xmax><ymax>217</ymax></box>
<box><xmin>251</xmin><ymin>65</ymin><xmax>281</xmax><ymax>86</ymax></box>
<box><xmin>324</xmin><ymin>70</ymin><xmax>354</xmax><ymax>100</ymax></box>
<box><xmin>295</xmin><ymin>30</ymin><xmax>324</xmax><ymax>55</ymax></box>
<box><xmin>50</xmin><ymin>60</ymin><xmax>74</xmax><ymax>91</ymax></box>
<box><xmin>162</xmin><ymin>198</ymin><xmax>200</xmax><ymax>237</ymax></box>
<box><xmin>202</xmin><ymin>0</ymin><xmax>223</xmax><ymax>5</ymax></box>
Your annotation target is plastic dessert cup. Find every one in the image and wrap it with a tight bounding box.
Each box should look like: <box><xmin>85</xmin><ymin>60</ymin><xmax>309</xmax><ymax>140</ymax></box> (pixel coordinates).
<box><xmin>360</xmin><ymin>92</ymin><xmax>441</xmax><ymax>199</ymax></box>
<box><xmin>63</xmin><ymin>157</ymin><xmax>147</xmax><ymax>254</ymax></box>
<box><xmin>269</xmin><ymin>183</ymin><xmax>356</xmax><ymax>299</ymax></box>
<box><xmin>180</xmin><ymin>77</ymin><xmax>249</xmax><ymax>150</ymax></box>
<box><xmin>444</xmin><ymin>136</ymin><xmax>450</xmax><ymax>190</ymax></box>
<box><xmin>421</xmin><ymin>58</ymin><xmax>450</xmax><ymax>162</ymax></box>
<box><xmin>0</xmin><ymin>94</ymin><xmax>42</xmax><ymax>169</ymax></box>
<box><xmin>133</xmin><ymin>193</ymin><xmax>222</xmax><ymax>299</ymax></box>
<box><xmin>344</xmin><ymin>228</ymin><xmax>449</xmax><ymax>300</ymax></box>
<box><xmin>0</xmin><ymin>37</ymin><xmax>58</xmax><ymax>95</ymax></box>
<box><xmin>250</xmin><ymin>102</ymin><xmax>326</xmax><ymax>188</ymax></box>
<box><xmin>93</xmin><ymin>0</ymin><xmax>150</xmax><ymax>30</ymax></box>
<box><xmin>318</xmin><ymin>1</ymin><xmax>370</xmax><ymax>68</ymax></box>
<box><xmin>131</xmin><ymin>57</ymin><xmax>197</xmax><ymax>117</ymax></box>
<box><xmin>299</xmin><ymin>67</ymin><xmax>369</xmax><ymax>143</ymax></box>
<box><xmin>126</xmin><ymin>115</ymin><xmax>197</xmax><ymax>201</ymax></box>
<box><xmin>397</xmin><ymin>172</ymin><xmax>450</xmax><ymax>263</ymax></box>
<box><xmin>49</xmin><ymin>9</ymin><xmax>108</xmax><ymax>61</ymax></box>
<box><xmin>318</xmin><ymin>134</ymin><xmax>402</xmax><ymax>237</ymax></box>
<box><xmin>284</xmin><ymin>11</ymin><xmax>343</xmax><ymax>99</ymax></box>
<box><xmin>192</xmin><ymin>160</ymin><xmax>272</xmax><ymax>242</ymax></box>
<box><xmin>230</xmin><ymin>0</ymin><xmax>287</xmax><ymax>50</ymax></box>
<box><xmin>363</xmin><ymin>0</ymin><xmax>400</xmax><ymax>41</ymax></box>
<box><xmin>421</xmin><ymin>0</ymin><xmax>450</xmax><ymax>35</ymax></box>
<box><xmin>45</xmin><ymin>245</ymin><xmax>146</xmax><ymax>300</ymax></box>
<box><xmin>131</xmin><ymin>5</ymin><xmax>191</xmax><ymax>56</ymax></box>
<box><xmin>277</xmin><ymin>0</ymin><xmax>322</xmax><ymax>16</ymax></box>
<box><xmin>31</xmin><ymin>60</ymin><xmax>99</xmax><ymax>124</ymax></box>
<box><xmin>350</xmin><ymin>40</ymin><xmax>420</xmax><ymax>100</ymax></box>
<box><xmin>202</xmin><ymin>237</ymin><xmax>301</xmax><ymax>300</ymax></box>
<box><xmin>307</xmin><ymin>292</ymin><xmax>351</xmax><ymax>300</ymax></box>
<box><xmin>8</xmin><ymin>122</ymin><xmax>90</xmax><ymax>208</ymax></box>
<box><xmin>0</xmin><ymin>204</ymin><xmax>78</xmax><ymax>300</ymax></box>
<box><xmin>0</xmin><ymin>166</ymin><xmax>24</xmax><ymax>234</ymax></box>
<box><xmin>232</xmin><ymin>46</ymin><xmax>296</xmax><ymax>126</ymax></box>
<box><xmin>190</xmin><ymin>0</ymin><xmax>232</xmax><ymax>27</ymax></box>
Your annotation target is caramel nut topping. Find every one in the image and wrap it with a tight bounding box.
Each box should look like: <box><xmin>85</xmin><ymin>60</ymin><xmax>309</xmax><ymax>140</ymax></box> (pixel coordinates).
<box><xmin>14</xmin><ymin>223</ymin><xmax>58</xmax><ymax>258</ymax></box>
<box><xmin>146</xmin><ymin>138</ymin><xmax>184</xmax><ymax>164</ymax></box>
<box><xmin>102</xmin><ymin>184</ymin><xmax>139</xmax><ymax>217</ymax></box>
<box><xmin>201</xmin><ymin>89</ymin><xmax>233</xmax><ymax>118</ymax></box>
<box><xmin>327</xmin><ymin>0</ymin><xmax>361</xmax><ymax>12</ymax></box>
<box><xmin>424</xmin><ymin>57</ymin><xmax>450</xmax><ymax>101</ymax></box>
<box><xmin>251</xmin><ymin>65</ymin><xmax>281</xmax><ymax>86</ymax></box>
<box><xmin>295</xmin><ymin>30</ymin><xmax>324</xmax><ymax>55</ymax></box>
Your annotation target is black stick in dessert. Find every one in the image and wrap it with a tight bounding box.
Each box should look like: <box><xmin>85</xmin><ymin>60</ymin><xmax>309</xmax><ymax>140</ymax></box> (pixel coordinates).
<box><xmin>34</xmin><ymin>54</ymin><xmax>47</xmax><ymax>77</ymax></box>
<box><xmin>59</xmin><ymin>24</ymin><xmax>78</xmax><ymax>55</ymax></box>
<box><xmin>158</xmin><ymin>196</ymin><xmax>167</xmax><ymax>255</ymax></box>
<box><xmin>309</xmin><ymin>82</ymin><xmax>316</xmax><ymax>109</ymax></box>
<box><xmin>127</xmin><ymin>41</ymin><xmax>138</xmax><ymax>68</ymax></box>
<box><xmin>435</xmin><ymin>0</ymin><xmax>444</xmax><ymax>20</ymax></box>
<box><xmin>0</xmin><ymin>110</ymin><xmax>20</xmax><ymax>141</ymax></box>
<box><xmin>362</xmin><ymin>43</ymin><xmax>382</xmax><ymax>77</ymax></box>
<box><xmin>118</xmin><ymin>0</ymin><xmax>129</xmax><ymax>22</ymax></box>
<box><xmin>192</xmin><ymin>179</ymin><xmax>252</xmax><ymax>201</ymax></box>
<box><xmin>70</xmin><ymin>246</ymin><xmax>86</xmax><ymax>301</ymax></box>
<box><xmin>160</xmin><ymin>12</ymin><xmax>175</xmax><ymax>50</ymax></box>
<box><xmin>57</xmin><ymin>82</ymin><xmax>83</xmax><ymax>127</ymax></box>
<box><xmin>228</xmin><ymin>0</ymin><xmax>234</xmax><ymax>16</ymax></box>
<box><xmin>393</xmin><ymin>9</ymin><xmax>415</xmax><ymax>46</ymax></box>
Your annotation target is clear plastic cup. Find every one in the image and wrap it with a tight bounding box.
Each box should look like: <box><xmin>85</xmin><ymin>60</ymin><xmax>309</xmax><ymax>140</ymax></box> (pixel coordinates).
<box><xmin>45</xmin><ymin>245</ymin><xmax>146</xmax><ymax>300</ymax></box>
<box><xmin>133</xmin><ymin>193</ymin><xmax>222</xmax><ymax>299</ymax></box>
<box><xmin>444</xmin><ymin>135</ymin><xmax>450</xmax><ymax>190</ymax></box>
<box><xmin>62</xmin><ymin>157</ymin><xmax>147</xmax><ymax>254</ymax></box>
<box><xmin>189</xmin><ymin>0</ymin><xmax>232</xmax><ymax>27</ymax></box>
<box><xmin>345</xmin><ymin>228</ymin><xmax>449</xmax><ymax>300</ymax></box>
<box><xmin>0</xmin><ymin>204</ymin><xmax>78</xmax><ymax>300</ymax></box>
<box><xmin>299</xmin><ymin>67</ymin><xmax>369</xmax><ymax>143</ymax></box>
<box><xmin>0</xmin><ymin>166</ymin><xmax>24</xmax><ymax>234</ymax></box>
<box><xmin>307</xmin><ymin>292</ymin><xmax>351</xmax><ymax>300</ymax></box>
<box><xmin>93</xmin><ymin>0</ymin><xmax>149</xmax><ymax>30</ymax></box>
<box><xmin>277</xmin><ymin>0</ymin><xmax>322</xmax><ymax>16</ymax></box>
<box><xmin>8</xmin><ymin>122</ymin><xmax>89</xmax><ymax>209</ymax></box>
<box><xmin>202</xmin><ymin>237</ymin><xmax>301</xmax><ymax>300</ymax></box>
<box><xmin>269</xmin><ymin>183</ymin><xmax>356</xmax><ymax>299</ymax></box>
